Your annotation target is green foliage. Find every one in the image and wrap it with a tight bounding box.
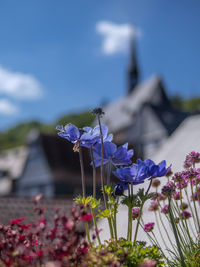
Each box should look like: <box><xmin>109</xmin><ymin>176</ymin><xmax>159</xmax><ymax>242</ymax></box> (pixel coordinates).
<box><xmin>56</xmin><ymin>110</ymin><xmax>95</xmax><ymax>128</ymax></box>
<box><xmin>171</xmin><ymin>95</ymin><xmax>200</xmax><ymax>112</ymax></box>
<box><xmin>121</xmin><ymin>195</ymin><xmax>140</xmax><ymax>207</ymax></box>
<box><xmin>74</xmin><ymin>195</ymin><xmax>100</xmax><ymax>209</ymax></box>
<box><xmin>82</xmin><ymin>239</ymin><xmax>165</xmax><ymax>266</ymax></box>
<box><xmin>97</xmin><ymin>208</ymin><xmax>115</xmax><ymax>219</ymax></box>
<box><xmin>104</xmin><ymin>184</ymin><xmax>114</xmax><ymax>196</ymax></box>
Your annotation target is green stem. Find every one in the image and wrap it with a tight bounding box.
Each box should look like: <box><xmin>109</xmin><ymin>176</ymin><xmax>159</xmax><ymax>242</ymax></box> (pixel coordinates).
<box><xmin>85</xmin><ymin>222</ymin><xmax>91</xmax><ymax>244</ymax></box>
<box><xmin>190</xmin><ymin>182</ymin><xmax>200</xmax><ymax>231</ymax></box>
<box><xmin>155</xmin><ymin>211</ymin><xmax>169</xmax><ymax>249</ymax></box>
<box><xmin>79</xmin><ymin>147</ymin><xmax>86</xmax><ymax>198</ymax></box>
<box><xmin>184</xmin><ymin>188</ymin><xmax>198</xmax><ymax>234</ymax></box>
<box><xmin>168</xmin><ymin>197</ymin><xmax>186</xmax><ymax>267</ymax></box>
<box><xmin>91</xmin><ymin>208</ymin><xmax>101</xmax><ymax>245</ymax></box>
<box><xmin>133</xmin><ymin>179</ymin><xmax>152</xmax><ymax>243</ymax></box>
<box><xmin>90</xmin><ymin>148</ymin><xmax>96</xmax><ymax>199</ymax></box>
<box><xmin>97</xmin><ymin>115</ymin><xmax>107</xmax><ymax>208</ymax></box>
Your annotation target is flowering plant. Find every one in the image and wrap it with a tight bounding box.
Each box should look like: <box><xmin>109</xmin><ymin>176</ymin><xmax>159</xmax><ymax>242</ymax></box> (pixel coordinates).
<box><xmin>56</xmin><ymin>108</ymin><xmax>168</xmax><ymax>266</ymax></box>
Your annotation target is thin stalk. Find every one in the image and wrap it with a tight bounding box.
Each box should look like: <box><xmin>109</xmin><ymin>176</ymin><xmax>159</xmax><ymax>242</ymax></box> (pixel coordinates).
<box><xmin>97</xmin><ymin>115</ymin><xmax>107</xmax><ymax>207</ymax></box>
<box><xmin>90</xmin><ymin>148</ymin><xmax>96</xmax><ymax>199</ymax></box>
<box><xmin>168</xmin><ymin>197</ymin><xmax>186</xmax><ymax>267</ymax></box>
<box><xmin>79</xmin><ymin>147</ymin><xmax>86</xmax><ymax>198</ymax></box>
<box><xmin>129</xmin><ymin>182</ymin><xmax>133</xmax><ymax>241</ymax></box>
<box><xmin>106</xmin><ymin>161</ymin><xmax>112</xmax><ymax>185</ymax></box>
<box><xmin>97</xmin><ymin>114</ymin><xmax>114</xmax><ymax>239</ymax></box>
<box><xmin>184</xmin><ymin>188</ymin><xmax>198</xmax><ymax>233</ymax></box>
<box><xmin>91</xmin><ymin>208</ymin><xmax>101</xmax><ymax>245</ymax></box>
<box><xmin>133</xmin><ymin>179</ymin><xmax>152</xmax><ymax>243</ymax></box>
<box><xmin>154</xmin><ymin>211</ymin><xmax>169</xmax><ymax>249</ymax></box>
<box><xmin>127</xmin><ymin>185</ymin><xmax>131</xmax><ymax>240</ymax></box>
<box><xmin>85</xmin><ymin>222</ymin><xmax>91</xmax><ymax>244</ymax></box>
<box><xmin>171</xmin><ymin>202</ymin><xmax>189</xmax><ymax>248</ymax></box>
<box><xmin>190</xmin><ymin>182</ymin><xmax>200</xmax><ymax>231</ymax></box>
<box><xmin>113</xmin><ymin>207</ymin><xmax>118</xmax><ymax>240</ymax></box>
<box><xmin>173</xmin><ymin>202</ymin><xmax>190</xmax><ymax>244</ymax></box>
<box><xmin>179</xmin><ymin>189</ymin><xmax>194</xmax><ymax>245</ymax></box>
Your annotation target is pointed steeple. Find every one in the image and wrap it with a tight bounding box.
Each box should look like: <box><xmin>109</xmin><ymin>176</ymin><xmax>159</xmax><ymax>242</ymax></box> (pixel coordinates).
<box><xmin>127</xmin><ymin>32</ymin><xmax>139</xmax><ymax>94</ymax></box>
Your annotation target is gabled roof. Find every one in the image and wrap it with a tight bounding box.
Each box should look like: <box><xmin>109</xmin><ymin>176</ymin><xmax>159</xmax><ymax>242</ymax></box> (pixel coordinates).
<box><xmin>101</xmin><ymin>75</ymin><xmax>167</xmax><ymax>133</ymax></box>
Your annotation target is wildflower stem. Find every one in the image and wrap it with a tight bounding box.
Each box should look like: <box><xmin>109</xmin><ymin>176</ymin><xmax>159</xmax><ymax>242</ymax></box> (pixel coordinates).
<box><xmin>96</xmin><ymin>114</ymin><xmax>114</xmax><ymax>239</ymax></box>
<box><xmin>97</xmin><ymin>115</ymin><xmax>107</xmax><ymax>208</ymax></box>
<box><xmin>154</xmin><ymin>211</ymin><xmax>168</xmax><ymax>249</ymax></box>
<box><xmin>90</xmin><ymin>148</ymin><xmax>96</xmax><ymax>199</ymax></box>
<box><xmin>133</xmin><ymin>178</ymin><xmax>152</xmax><ymax>243</ymax></box>
<box><xmin>168</xmin><ymin>196</ymin><xmax>186</xmax><ymax>267</ymax></box>
<box><xmin>85</xmin><ymin>222</ymin><xmax>91</xmax><ymax>244</ymax></box>
<box><xmin>190</xmin><ymin>182</ymin><xmax>200</xmax><ymax>231</ymax></box>
<box><xmin>184</xmin><ymin>188</ymin><xmax>198</xmax><ymax>234</ymax></box>
<box><xmin>129</xmin><ymin>182</ymin><xmax>133</xmax><ymax>241</ymax></box>
<box><xmin>91</xmin><ymin>208</ymin><xmax>101</xmax><ymax>245</ymax></box>
<box><xmin>79</xmin><ymin>147</ymin><xmax>86</xmax><ymax>198</ymax></box>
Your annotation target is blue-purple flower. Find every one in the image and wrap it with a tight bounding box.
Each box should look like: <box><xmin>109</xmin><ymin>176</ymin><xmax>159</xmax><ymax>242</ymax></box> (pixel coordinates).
<box><xmin>92</xmin><ymin>142</ymin><xmax>133</xmax><ymax>167</ymax></box>
<box><xmin>81</xmin><ymin>125</ymin><xmax>113</xmax><ymax>148</ymax></box>
<box><xmin>56</xmin><ymin>123</ymin><xmax>112</xmax><ymax>148</ymax></box>
<box><xmin>137</xmin><ymin>159</ymin><xmax>169</xmax><ymax>178</ymax></box>
<box><xmin>56</xmin><ymin>123</ymin><xmax>80</xmax><ymax>143</ymax></box>
<box><xmin>113</xmin><ymin>162</ymin><xmax>148</xmax><ymax>185</ymax></box>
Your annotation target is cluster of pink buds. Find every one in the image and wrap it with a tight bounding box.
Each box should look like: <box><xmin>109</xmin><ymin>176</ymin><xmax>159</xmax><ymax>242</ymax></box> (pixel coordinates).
<box><xmin>144</xmin><ymin>222</ymin><xmax>155</xmax><ymax>233</ymax></box>
<box><xmin>132</xmin><ymin>208</ymin><xmax>140</xmax><ymax>220</ymax></box>
<box><xmin>184</xmin><ymin>151</ymin><xmax>200</xmax><ymax>168</ymax></box>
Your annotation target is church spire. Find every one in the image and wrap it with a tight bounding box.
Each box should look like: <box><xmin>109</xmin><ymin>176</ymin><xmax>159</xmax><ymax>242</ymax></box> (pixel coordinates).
<box><xmin>127</xmin><ymin>32</ymin><xmax>139</xmax><ymax>94</ymax></box>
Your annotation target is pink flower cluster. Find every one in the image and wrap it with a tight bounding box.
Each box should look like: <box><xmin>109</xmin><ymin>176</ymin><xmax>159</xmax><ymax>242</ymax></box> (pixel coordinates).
<box><xmin>132</xmin><ymin>208</ymin><xmax>140</xmax><ymax>220</ymax></box>
<box><xmin>184</xmin><ymin>151</ymin><xmax>200</xmax><ymax>168</ymax></box>
<box><xmin>144</xmin><ymin>222</ymin><xmax>155</xmax><ymax>232</ymax></box>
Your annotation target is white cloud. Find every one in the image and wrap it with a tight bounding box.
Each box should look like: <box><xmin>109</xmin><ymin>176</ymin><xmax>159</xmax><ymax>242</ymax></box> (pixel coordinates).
<box><xmin>0</xmin><ymin>99</ymin><xmax>18</xmax><ymax>115</ymax></box>
<box><xmin>96</xmin><ymin>21</ymin><xmax>142</xmax><ymax>55</ymax></box>
<box><xmin>0</xmin><ymin>65</ymin><xmax>43</xmax><ymax>100</ymax></box>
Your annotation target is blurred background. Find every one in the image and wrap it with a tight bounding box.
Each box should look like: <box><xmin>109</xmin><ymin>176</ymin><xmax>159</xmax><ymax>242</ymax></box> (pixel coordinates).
<box><xmin>0</xmin><ymin>0</ymin><xmax>200</xmax><ymax>210</ymax></box>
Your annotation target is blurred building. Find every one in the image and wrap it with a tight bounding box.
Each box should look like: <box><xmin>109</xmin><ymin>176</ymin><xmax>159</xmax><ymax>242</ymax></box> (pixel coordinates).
<box><xmin>0</xmin><ymin>130</ymin><xmax>96</xmax><ymax>198</ymax></box>
<box><xmin>101</xmin><ymin>37</ymin><xmax>188</xmax><ymax>158</ymax></box>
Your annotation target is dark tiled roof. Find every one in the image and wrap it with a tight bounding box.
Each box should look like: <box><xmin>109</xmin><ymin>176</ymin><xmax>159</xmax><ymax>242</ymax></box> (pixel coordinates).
<box><xmin>40</xmin><ymin>134</ymin><xmax>91</xmax><ymax>173</ymax></box>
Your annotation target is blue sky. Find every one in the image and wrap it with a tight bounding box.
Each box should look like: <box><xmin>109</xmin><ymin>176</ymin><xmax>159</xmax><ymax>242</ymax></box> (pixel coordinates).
<box><xmin>0</xmin><ymin>0</ymin><xmax>199</xmax><ymax>130</ymax></box>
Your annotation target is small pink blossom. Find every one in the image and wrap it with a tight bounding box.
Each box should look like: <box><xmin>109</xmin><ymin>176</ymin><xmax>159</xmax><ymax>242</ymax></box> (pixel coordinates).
<box><xmin>144</xmin><ymin>222</ymin><xmax>155</xmax><ymax>232</ymax></box>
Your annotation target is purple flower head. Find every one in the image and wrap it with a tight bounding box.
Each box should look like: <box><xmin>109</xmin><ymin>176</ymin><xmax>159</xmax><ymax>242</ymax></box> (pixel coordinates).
<box><xmin>173</xmin><ymin>191</ymin><xmax>181</xmax><ymax>200</ymax></box>
<box><xmin>161</xmin><ymin>205</ymin><xmax>169</xmax><ymax>214</ymax></box>
<box><xmin>162</xmin><ymin>183</ymin><xmax>175</xmax><ymax>197</ymax></box>
<box><xmin>132</xmin><ymin>208</ymin><xmax>140</xmax><ymax>220</ymax></box>
<box><xmin>56</xmin><ymin>123</ymin><xmax>112</xmax><ymax>149</ymax></box>
<box><xmin>172</xmin><ymin>172</ymin><xmax>183</xmax><ymax>183</ymax></box>
<box><xmin>113</xmin><ymin>162</ymin><xmax>148</xmax><ymax>185</ymax></box>
<box><xmin>176</xmin><ymin>179</ymin><xmax>188</xmax><ymax>190</ymax></box>
<box><xmin>144</xmin><ymin>222</ymin><xmax>155</xmax><ymax>232</ymax></box>
<box><xmin>113</xmin><ymin>183</ymin><xmax>128</xmax><ymax>196</ymax></box>
<box><xmin>184</xmin><ymin>151</ymin><xmax>200</xmax><ymax>168</ymax></box>
<box><xmin>137</xmin><ymin>159</ymin><xmax>169</xmax><ymax>179</ymax></box>
<box><xmin>180</xmin><ymin>211</ymin><xmax>192</xmax><ymax>220</ymax></box>
<box><xmin>92</xmin><ymin>142</ymin><xmax>133</xmax><ymax>167</ymax></box>
<box><xmin>56</xmin><ymin>123</ymin><xmax>81</xmax><ymax>144</ymax></box>
<box><xmin>81</xmin><ymin>125</ymin><xmax>113</xmax><ymax>148</ymax></box>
